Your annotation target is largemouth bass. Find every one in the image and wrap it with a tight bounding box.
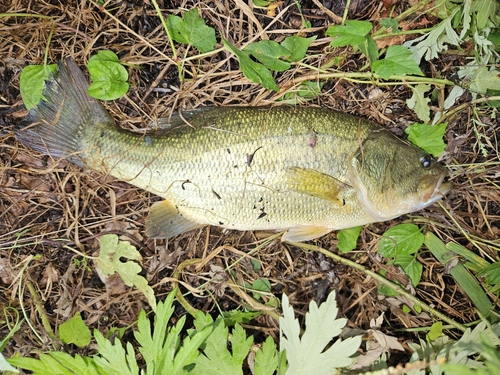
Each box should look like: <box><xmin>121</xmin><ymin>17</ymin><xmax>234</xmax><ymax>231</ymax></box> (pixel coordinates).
<box><xmin>17</xmin><ymin>58</ymin><xmax>452</xmax><ymax>242</ymax></box>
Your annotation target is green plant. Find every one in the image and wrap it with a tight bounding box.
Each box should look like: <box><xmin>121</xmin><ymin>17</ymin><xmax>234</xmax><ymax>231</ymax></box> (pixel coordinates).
<box><xmin>5</xmin><ymin>289</ymin><xmax>362</xmax><ymax>374</ymax></box>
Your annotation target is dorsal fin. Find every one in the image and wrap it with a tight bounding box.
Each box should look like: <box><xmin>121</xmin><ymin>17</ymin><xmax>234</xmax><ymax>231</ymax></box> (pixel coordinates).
<box><xmin>148</xmin><ymin>107</ymin><xmax>217</xmax><ymax>130</ymax></box>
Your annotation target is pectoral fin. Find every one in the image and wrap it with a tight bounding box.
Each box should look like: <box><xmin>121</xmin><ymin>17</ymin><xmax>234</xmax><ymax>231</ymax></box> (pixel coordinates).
<box><xmin>281</xmin><ymin>225</ymin><xmax>332</xmax><ymax>242</ymax></box>
<box><xmin>286</xmin><ymin>167</ymin><xmax>351</xmax><ymax>206</ymax></box>
<box><xmin>145</xmin><ymin>200</ymin><xmax>203</xmax><ymax>239</ymax></box>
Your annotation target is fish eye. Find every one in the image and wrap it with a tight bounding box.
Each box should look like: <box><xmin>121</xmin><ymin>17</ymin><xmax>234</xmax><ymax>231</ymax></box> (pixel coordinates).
<box><xmin>420</xmin><ymin>154</ymin><xmax>432</xmax><ymax>168</ymax></box>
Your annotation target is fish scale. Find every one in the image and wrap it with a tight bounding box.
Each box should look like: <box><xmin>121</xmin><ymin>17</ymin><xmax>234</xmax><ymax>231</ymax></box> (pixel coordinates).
<box><xmin>16</xmin><ymin>58</ymin><xmax>452</xmax><ymax>242</ymax></box>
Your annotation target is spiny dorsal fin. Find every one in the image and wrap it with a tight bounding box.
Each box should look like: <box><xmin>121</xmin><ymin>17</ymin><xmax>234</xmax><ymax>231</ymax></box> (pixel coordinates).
<box><xmin>286</xmin><ymin>166</ymin><xmax>351</xmax><ymax>206</ymax></box>
<box><xmin>145</xmin><ymin>200</ymin><xmax>203</xmax><ymax>239</ymax></box>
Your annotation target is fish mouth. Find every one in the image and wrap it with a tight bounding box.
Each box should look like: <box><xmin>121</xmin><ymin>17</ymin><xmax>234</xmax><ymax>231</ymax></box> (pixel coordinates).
<box><xmin>420</xmin><ymin>173</ymin><xmax>453</xmax><ymax>203</ymax></box>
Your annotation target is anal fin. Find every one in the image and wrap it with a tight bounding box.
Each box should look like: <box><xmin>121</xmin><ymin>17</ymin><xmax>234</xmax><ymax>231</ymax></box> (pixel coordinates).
<box><xmin>281</xmin><ymin>225</ymin><xmax>332</xmax><ymax>242</ymax></box>
<box><xmin>145</xmin><ymin>200</ymin><xmax>203</xmax><ymax>239</ymax></box>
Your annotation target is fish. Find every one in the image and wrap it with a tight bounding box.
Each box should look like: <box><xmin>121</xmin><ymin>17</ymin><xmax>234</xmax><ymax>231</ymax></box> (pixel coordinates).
<box><xmin>16</xmin><ymin>58</ymin><xmax>452</xmax><ymax>242</ymax></box>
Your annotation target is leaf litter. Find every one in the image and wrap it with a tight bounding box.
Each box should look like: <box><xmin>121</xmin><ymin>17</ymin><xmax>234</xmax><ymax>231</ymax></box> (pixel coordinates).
<box><xmin>0</xmin><ymin>0</ymin><xmax>499</xmax><ymax>372</ymax></box>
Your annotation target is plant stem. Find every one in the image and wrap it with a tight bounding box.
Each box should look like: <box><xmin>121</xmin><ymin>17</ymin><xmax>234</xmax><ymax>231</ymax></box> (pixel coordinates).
<box><xmin>287</xmin><ymin>241</ymin><xmax>468</xmax><ymax>332</ymax></box>
<box><xmin>27</xmin><ymin>281</ymin><xmax>55</xmax><ymax>341</ymax></box>
<box><xmin>172</xmin><ymin>258</ymin><xmax>203</xmax><ymax>316</ymax></box>
<box><xmin>150</xmin><ymin>0</ymin><xmax>177</xmax><ymax>62</ymax></box>
<box><xmin>435</xmin><ymin>96</ymin><xmax>500</xmax><ymax>125</ymax></box>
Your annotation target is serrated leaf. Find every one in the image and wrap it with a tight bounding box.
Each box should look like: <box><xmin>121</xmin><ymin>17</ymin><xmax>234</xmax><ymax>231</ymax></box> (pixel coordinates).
<box><xmin>337</xmin><ymin>226</ymin><xmax>362</xmax><ymax>253</ymax></box>
<box><xmin>87</xmin><ymin>51</ymin><xmax>129</xmax><ymax>100</ymax></box>
<box><xmin>166</xmin><ymin>8</ymin><xmax>216</xmax><ymax>53</ymax></box>
<box><xmin>134</xmin><ymin>292</ymin><xmax>175</xmax><ymax>371</ymax></box>
<box><xmin>405</xmin><ymin>122</ymin><xmax>448</xmax><ymax>157</ymax></box>
<box><xmin>326</xmin><ymin>20</ymin><xmax>373</xmax><ymax>47</ymax></box>
<box><xmin>403</xmin><ymin>16</ymin><xmax>461</xmax><ymax>62</ymax></box>
<box><xmin>394</xmin><ymin>254</ymin><xmax>423</xmax><ymax>287</ymax></box>
<box><xmin>7</xmin><ymin>354</ymin><xmax>78</xmax><ymax>374</ymax></box>
<box><xmin>193</xmin><ymin>319</ymin><xmax>252</xmax><ymax>375</ymax></box>
<box><xmin>222</xmin><ymin>310</ymin><xmax>262</xmax><ymax>326</ymax></box>
<box><xmin>93</xmin><ymin>330</ymin><xmax>139</xmax><ymax>375</ymax></box>
<box><xmin>58</xmin><ymin>312</ymin><xmax>92</xmax><ymax>348</ymax></box>
<box><xmin>223</xmin><ymin>39</ymin><xmax>279</xmax><ymax>91</ymax></box>
<box><xmin>378</xmin><ymin>224</ymin><xmax>424</xmax><ymax>258</ymax></box>
<box><xmin>281</xmin><ymin>36</ymin><xmax>316</xmax><ymax>62</ymax></box>
<box><xmin>254</xmin><ymin>336</ymin><xmax>279</xmax><ymax>375</ymax></box>
<box><xmin>372</xmin><ymin>45</ymin><xmax>424</xmax><ymax>79</ymax></box>
<box><xmin>244</xmin><ymin>41</ymin><xmax>291</xmax><ymax>71</ymax></box>
<box><xmin>20</xmin><ymin>64</ymin><xmax>58</xmax><ymax>109</ymax></box>
<box><xmin>231</xmin><ymin>324</ymin><xmax>254</xmax><ymax>365</ymax></box>
<box><xmin>280</xmin><ymin>292</ymin><xmax>362</xmax><ymax>374</ymax></box>
<box><xmin>406</xmin><ymin>84</ymin><xmax>431</xmax><ymax>122</ymax></box>
<box><xmin>472</xmin><ymin>0</ymin><xmax>499</xmax><ymax>30</ymax></box>
<box><xmin>96</xmin><ymin>234</ymin><xmax>156</xmax><ymax>311</ymax></box>
<box><xmin>470</xmin><ymin>67</ymin><xmax>500</xmax><ymax>94</ymax></box>
<box><xmin>48</xmin><ymin>353</ymin><xmax>97</xmax><ymax>375</ymax></box>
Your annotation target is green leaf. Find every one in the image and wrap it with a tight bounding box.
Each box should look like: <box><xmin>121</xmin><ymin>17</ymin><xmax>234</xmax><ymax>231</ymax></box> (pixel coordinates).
<box><xmin>337</xmin><ymin>226</ymin><xmax>362</xmax><ymax>253</ymax></box>
<box><xmin>134</xmin><ymin>292</ymin><xmax>175</xmax><ymax>372</ymax></box>
<box><xmin>472</xmin><ymin>0</ymin><xmax>499</xmax><ymax>30</ymax></box>
<box><xmin>470</xmin><ymin>67</ymin><xmax>500</xmax><ymax>94</ymax></box>
<box><xmin>223</xmin><ymin>39</ymin><xmax>279</xmax><ymax>91</ymax></box>
<box><xmin>222</xmin><ymin>310</ymin><xmax>262</xmax><ymax>327</ymax></box>
<box><xmin>446</xmin><ymin>242</ymin><xmax>490</xmax><ymax>272</ymax></box>
<box><xmin>380</xmin><ymin>18</ymin><xmax>399</xmax><ymax>32</ymax></box>
<box><xmin>20</xmin><ymin>64</ymin><xmax>58</xmax><ymax>109</ymax></box>
<box><xmin>279</xmin><ymin>81</ymin><xmax>323</xmax><ymax>104</ymax></box>
<box><xmin>231</xmin><ymin>324</ymin><xmax>255</xmax><ymax>365</ymax></box>
<box><xmin>394</xmin><ymin>254</ymin><xmax>423</xmax><ymax>287</ymax></box>
<box><xmin>166</xmin><ymin>8</ymin><xmax>216</xmax><ymax>53</ymax></box>
<box><xmin>372</xmin><ymin>45</ymin><xmax>424</xmax><ymax>79</ymax></box>
<box><xmin>403</xmin><ymin>16</ymin><xmax>461</xmax><ymax>61</ymax></box>
<box><xmin>326</xmin><ymin>20</ymin><xmax>373</xmax><ymax>47</ymax></box>
<box><xmin>378</xmin><ymin>224</ymin><xmax>424</xmax><ymax>258</ymax></box>
<box><xmin>359</xmin><ymin>35</ymin><xmax>378</xmax><ymax>63</ymax></box>
<box><xmin>193</xmin><ymin>319</ymin><xmax>252</xmax><ymax>375</ymax></box>
<box><xmin>406</xmin><ymin>84</ymin><xmax>431</xmax><ymax>122</ymax></box>
<box><xmin>87</xmin><ymin>51</ymin><xmax>129</xmax><ymax>100</ymax></box>
<box><xmin>8</xmin><ymin>352</ymin><xmax>96</xmax><ymax>375</ymax></box>
<box><xmin>244</xmin><ymin>41</ymin><xmax>291</xmax><ymax>71</ymax></box>
<box><xmin>281</xmin><ymin>36</ymin><xmax>316</xmax><ymax>62</ymax></box>
<box><xmin>93</xmin><ymin>330</ymin><xmax>139</xmax><ymax>375</ymax></box>
<box><xmin>405</xmin><ymin>122</ymin><xmax>448</xmax><ymax>157</ymax></box>
<box><xmin>58</xmin><ymin>312</ymin><xmax>92</xmax><ymax>348</ymax></box>
<box><xmin>0</xmin><ymin>352</ymin><xmax>19</xmax><ymax>373</ymax></box>
<box><xmin>477</xmin><ymin>262</ymin><xmax>500</xmax><ymax>285</ymax></box>
<box><xmin>96</xmin><ymin>234</ymin><xmax>156</xmax><ymax>311</ymax></box>
<box><xmin>280</xmin><ymin>292</ymin><xmax>362</xmax><ymax>374</ymax></box>
<box><xmin>426</xmin><ymin>321</ymin><xmax>443</xmax><ymax>342</ymax></box>
<box><xmin>254</xmin><ymin>336</ymin><xmax>279</xmax><ymax>375</ymax></box>
<box><xmin>252</xmin><ymin>278</ymin><xmax>272</xmax><ymax>293</ymax></box>
<box><xmin>251</xmin><ymin>258</ymin><xmax>262</xmax><ymax>270</ymax></box>
<box><xmin>424</xmin><ymin>233</ymin><xmax>494</xmax><ymax>319</ymax></box>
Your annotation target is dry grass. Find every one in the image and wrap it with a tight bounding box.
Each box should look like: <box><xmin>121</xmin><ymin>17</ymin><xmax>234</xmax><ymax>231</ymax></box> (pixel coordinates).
<box><xmin>0</xmin><ymin>0</ymin><xmax>499</xmax><ymax>367</ymax></box>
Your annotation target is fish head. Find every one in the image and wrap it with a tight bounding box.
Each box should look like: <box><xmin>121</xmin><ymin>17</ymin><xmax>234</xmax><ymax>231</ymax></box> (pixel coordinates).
<box><xmin>350</xmin><ymin>130</ymin><xmax>452</xmax><ymax>221</ymax></box>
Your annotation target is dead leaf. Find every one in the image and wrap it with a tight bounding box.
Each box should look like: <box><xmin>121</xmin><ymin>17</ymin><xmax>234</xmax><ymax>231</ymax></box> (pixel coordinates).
<box><xmin>0</xmin><ymin>257</ymin><xmax>14</xmax><ymax>284</ymax></box>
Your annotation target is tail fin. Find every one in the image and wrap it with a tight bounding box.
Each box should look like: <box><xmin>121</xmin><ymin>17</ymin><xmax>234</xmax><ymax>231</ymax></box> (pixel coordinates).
<box><xmin>16</xmin><ymin>57</ymin><xmax>114</xmax><ymax>167</ymax></box>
